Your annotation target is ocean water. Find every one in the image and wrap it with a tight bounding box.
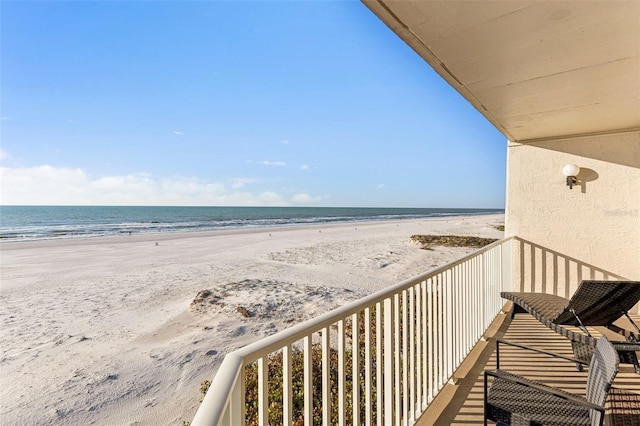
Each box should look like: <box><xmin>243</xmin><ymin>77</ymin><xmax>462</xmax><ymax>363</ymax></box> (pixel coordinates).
<box><xmin>0</xmin><ymin>206</ymin><xmax>503</xmax><ymax>242</ymax></box>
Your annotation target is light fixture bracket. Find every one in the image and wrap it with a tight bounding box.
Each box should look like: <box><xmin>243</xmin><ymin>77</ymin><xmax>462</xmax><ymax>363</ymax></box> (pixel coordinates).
<box><xmin>562</xmin><ymin>164</ymin><xmax>580</xmax><ymax>189</ymax></box>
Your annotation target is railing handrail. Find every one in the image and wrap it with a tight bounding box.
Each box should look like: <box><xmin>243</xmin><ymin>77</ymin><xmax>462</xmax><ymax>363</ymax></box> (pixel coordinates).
<box><xmin>511</xmin><ymin>236</ymin><xmax>627</xmax><ymax>280</ymax></box>
<box><xmin>193</xmin><ymin>236</ymin><xmax>515</xmax><ymax>426</ymax></box>
<box><xmin>193</xmin><ymin>353</ymin><xmax>244</xmax><ymax>425</ymax></box>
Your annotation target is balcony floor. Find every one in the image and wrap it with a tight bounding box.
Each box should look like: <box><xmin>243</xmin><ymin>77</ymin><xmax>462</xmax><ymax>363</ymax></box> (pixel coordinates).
<box><xmin>419</xmin><ymin>305</ymin><xmax>640</xmax><ymax>425</ymax></box>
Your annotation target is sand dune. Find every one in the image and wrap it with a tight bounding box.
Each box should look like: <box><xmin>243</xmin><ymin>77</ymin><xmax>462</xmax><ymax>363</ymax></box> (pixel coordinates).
<box><xmin>0</xmin><ymin>214</ymin><xmax>504</xmax><ymax>425</ymax></box>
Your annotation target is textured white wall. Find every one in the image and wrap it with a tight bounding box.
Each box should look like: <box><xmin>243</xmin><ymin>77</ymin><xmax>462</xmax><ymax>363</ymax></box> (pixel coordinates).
<box><xmin>506</xmin><ymin>131</ymin><xmax>640</xmax><ymax>294</ymax></box>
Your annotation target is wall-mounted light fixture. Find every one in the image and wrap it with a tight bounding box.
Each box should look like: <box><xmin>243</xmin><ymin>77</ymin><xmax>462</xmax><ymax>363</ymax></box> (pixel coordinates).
<box><xmin>562</xmin><ymin>164</ymin><xmax>580</xmax><ymax>189</ymax></box>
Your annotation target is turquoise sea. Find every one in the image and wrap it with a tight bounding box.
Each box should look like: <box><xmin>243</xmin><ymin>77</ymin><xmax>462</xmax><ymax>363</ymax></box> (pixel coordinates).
<box><xmin>0</xmin><ymin>206</ymin><xmax>503</xmax><ymax>242</ymax></box>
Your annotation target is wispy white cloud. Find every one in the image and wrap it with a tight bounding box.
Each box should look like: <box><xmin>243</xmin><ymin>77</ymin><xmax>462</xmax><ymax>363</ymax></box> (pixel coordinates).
<box><xmin>281</xmin><ymin>140</ymin><xmax>289</xmax><ymax>145</ymax></box>
<box><xmin>0</xmin><ymin>165</ymin><xmax>321</xmax><ymax>206</ymax></box>
<box><xmin>173</xmin><ymin>131</ymin><xmax>183</xmax><ymax>135</ymax></box>
<box><xmin>377</xmin><ymin>184</ymin><xmax>385</xmax><ymax>189</ymax></box>
<box><xmin>67</xmin><ymin>119</ymin><xmax>76</xmax><ymax>124</ymax></box>
<box><xmin>0</xmin><ymin>149</ymin><xmax>9</xmax><ymax>161</ymax></box>
<box><xmin>291</xmin><ymin>193</ymin><xmax>324</xmax><ymax>204</ymax></box>
<box><xmin>257</xmin><ymin>160</ymin><xmax>286</xmax><ymax>167</ymax></box>
<box><xmin>1</xmin><ymin>116</ymin><xmax>11</xmax><ymax>121</ymax></box>
<box><xmin>300</xmin><ymin>164</ymin><xmax>309</xmax><ymax>171</ymax></box>
<box><xmin>230</xmin><ymin>177</ymin><xmax>257</xmax><ymax>189</ymax></box>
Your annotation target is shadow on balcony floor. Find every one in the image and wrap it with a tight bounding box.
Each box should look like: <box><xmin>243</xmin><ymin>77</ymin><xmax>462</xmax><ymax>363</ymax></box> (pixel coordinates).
<box><xmin>419</xmin><ymin>306</ymin><xmax>640</xmax><ymax>425</ymax></box>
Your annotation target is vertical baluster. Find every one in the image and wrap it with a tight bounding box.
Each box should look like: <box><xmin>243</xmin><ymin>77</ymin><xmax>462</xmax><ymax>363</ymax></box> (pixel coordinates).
<box><xmin>475</xmin><ymin>255</ymin><xmax>480</xmax><ymax>337</ymax></box>
<box><xmin>230</xmin><ymin>371</ymin><xmax>244</xmax><ymax>425</ymax></box>
<box><xmin>438</xmin><ymin>276</ymin><xmax>443</xmax><ymax>388</ymax></box>
<box><xmin>455</xmin><ymin>267</ymin><xmax>460</xmax><ymax>370</ymax></box>
<box><xmin>402</xmin><ymin>289</ymin><xmax>409</xmax><ymax>426</ymax></box>
<box><xmin>499</xmin><ymin>241</ymin><xmax>504</xmax><ymax>292</ymax></box>
<box><xmin>480</xmin><ymin>255</ymin><xmax>485</xmax><ymax>331</ymax></box>
<box><xmin>436</xmin><ymin>276</ymin><xmax>441</xmax><ymax>396</ymax></box>
<box><xmin>222</xmin><ymin>401</ymin><xmax>231</xmax><ymax>425</ymax></box>
<box><xmin>427</xmin><ymin>278</ymin><xmax>434</xmax><ymax>404</ymax></box>
<box><xmin>394</xmin><ymin>293</ymin><xmax>401</xmax><ymax>426</ymax></box>
<box><xmin>493</xmin><ymin>249</ymin><xmax>498</xmax><ymax>321</ymax></box>
<box><xmin>422</xmin><ymin>280</ymin><xmax>428</xmax><ymax>408</ymax></box>
<box><xmin>304</xmin><ymin>335</ymin><xmax>312</xmax><ymax>426</ymax></box>
<box><xmin>449</xmin><ymin>265</ymin><xmax>460</xmax><ymax>362</ymax></box>
<box><xmin>409</xmin><ymin>286</ymin><xmax>415</xmax><ymax>423</ymax></box>
<box><xmin>258</xmin><ymin>356</ymin><xmax>268</xmax><ymax>426</ymax></box>
<box><xmin>365</xmin><ymin>307</ymin><xmax>372</xmax><ymax>426</ymax></box>
<box><xmin>384</xmin><ymin>297</ymin><xmax>394</xmax><ymax>426</ymax></box>
<box><xmin>483</xmin><ymin>251</ymin><xmax>488</xmax><ymax>328</ymax></box>
<box><xmin>493</xmin><ymin>249</ymin><xmax>498</xmax><ymax>323</ymax></box>
<box><xmin>465</xmin><ymin>263</ymin><xmax>471</xmax><ymax>356</ymax></box>
<box><xmin>493</xmin><ymin>249</ymin><xmax>497</xmax><ymax>318</ymax></box>
<box><xmin>497</xmin><ymin>247</ymin><xmax>501</xmax><ymax>312</ymax></box>
<box><xmin>352</xmin><ymin>312</ymin><xmax>360</xmax><ymax>426</ymax></box>
<box><xmin>448</xmin><ymin>268</ymin><xmax>454</xmax><ymax>368</ymax></box>
<box><xmin>376</xmin><ymin>301</ymin><xmax>383</xmax><ymax>426</ymax></box>
<box><xmin>484</xmin><ymin>252</ymin><xmax>495</xmax><ymax>326</ymax></box>
<box><xmin>452</xmin><ymin>268</ymin><xmax>458</xmax><ymax>376</ymax></box>
<box><xmin>283</xmin><ymin>344</ymin><xmax>292</xmax><ymax>425</ymax></box>
<box><xmin>415</xmin><ymin>283</ymin><xmax>422</xmax><ymax>414</ymax></box>
<box><xmin>463</xmin><ymin>262</ymin><xmax>467</xmax><ymax>354</ymax></box>
<box><xmin>446</xmin><ymin>269</ymin><xmax>454</xmax><ymax>381</ymax></box>
<box><xmin>506</xmin><ymin>240</ymin><xmax>513</xmax><ymax>292</ymax></box>
<box><xmin>470</xmin><ymin>257</ymin><xmax>475</xmax><ymax>338</ymax></box>
<box><xmin>485</xmin><ymin>252</ymin><xmax>490</xmax><ymax>328</ymax></box>
<box><xmin>338</xmin><ymin>320</ymin><xmax>346</xmax><ymax>426</ymax></box>
<box><xmin>453</xmin><ymin>266</ymin><xmax>459</xmax><ymax>366</ymax></box>
<box><xmin>463</xmin><ymin>262</ymin><xmax>469</xmax><ymax>356</ymax></box>
<box><xmin>508</xmin><ymin>240</ymin><xmax>514</xmax><ymax>292</ymax></box>
<box><xmin>477</xmin><ymin>255</ymin><xmax>481</xmax><ymax>340</ymax></box>
<box><xmin>455</xmin><ymin>265</ymin><xmax>461</xmax><ymax>363</ymax></box>
<box><xmin>322</xmin><ymin>326</ymin><xmax>330</xmax><ymax>426</ymax></box>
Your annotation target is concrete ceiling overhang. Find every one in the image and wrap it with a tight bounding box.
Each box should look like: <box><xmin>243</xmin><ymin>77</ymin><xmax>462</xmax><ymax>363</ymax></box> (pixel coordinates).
<box><xmin>362</xmin><ymin>0</ymin><xmax>640</xmax><ymax>143</ymax></box>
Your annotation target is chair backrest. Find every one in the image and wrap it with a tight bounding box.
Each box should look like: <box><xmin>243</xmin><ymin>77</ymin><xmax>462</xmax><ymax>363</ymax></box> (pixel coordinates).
<box><xmin>554</xmin><ymin>280</ymin><xmax>640</xmax><ymax>325</ymax></box>
<box><xmin>586</xmin><ymin>337</ymin><xmax>619</xmax><ymax>426</ymax></box>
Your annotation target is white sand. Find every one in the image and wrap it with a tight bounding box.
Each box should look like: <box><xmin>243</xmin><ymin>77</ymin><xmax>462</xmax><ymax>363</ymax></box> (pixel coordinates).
<box><xmin>0</xmin><ymin>214</ymin><xmax>504</xmax><ymax>425</ymax></box>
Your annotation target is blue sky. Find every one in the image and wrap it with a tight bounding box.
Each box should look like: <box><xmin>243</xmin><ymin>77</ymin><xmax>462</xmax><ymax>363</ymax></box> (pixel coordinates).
<box><xmin>1</xmin><ymin>1</ymin><xmax>506</xmax><ymax>208</ymax></box>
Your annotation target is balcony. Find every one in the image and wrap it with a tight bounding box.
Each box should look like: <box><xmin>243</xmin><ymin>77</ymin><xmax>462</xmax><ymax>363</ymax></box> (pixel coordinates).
<box><xmin>418</xmin><ymin>306</ymin><xmax>640</xmax><ymax>425</ymax></box>
<box><xmin>191</xmin><ymin>237</ymin><xmax>639</xmax><ymax>425</ymax></box>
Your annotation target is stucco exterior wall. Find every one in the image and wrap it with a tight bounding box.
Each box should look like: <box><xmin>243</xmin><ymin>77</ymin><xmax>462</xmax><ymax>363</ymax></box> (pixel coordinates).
<box><xmin>505</xmin><ymin>131</ymin><xmax>640</xmax><ymax>295</ymax></box>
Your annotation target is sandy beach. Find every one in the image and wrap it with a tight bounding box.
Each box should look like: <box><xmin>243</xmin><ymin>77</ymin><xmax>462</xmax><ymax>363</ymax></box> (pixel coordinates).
<box><xmin>0</xmin><ymin>214</ymin><xmax>504</xmax><ymax>425</ymax></box>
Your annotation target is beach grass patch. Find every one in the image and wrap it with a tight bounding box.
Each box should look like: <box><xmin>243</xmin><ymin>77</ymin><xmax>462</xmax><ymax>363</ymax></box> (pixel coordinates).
<box><xmin>410</xmin><ymin>234</ymin><xmax>497</xmax><ymax>250</ymax></box>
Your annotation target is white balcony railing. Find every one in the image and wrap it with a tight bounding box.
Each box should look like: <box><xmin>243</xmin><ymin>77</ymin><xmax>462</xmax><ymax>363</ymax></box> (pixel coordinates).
<box><xmin>192</xmin><ymin>237</ymin><xmax>514</xmax><ymax>426</ymax></box>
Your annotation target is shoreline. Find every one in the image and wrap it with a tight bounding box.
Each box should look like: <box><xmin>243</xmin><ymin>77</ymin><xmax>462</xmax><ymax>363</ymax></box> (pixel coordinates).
<box><xmin>0</xmin><ymin>213</ymin><xmax>504</xmax><ymax>425</ymax></box>
<box><xmin>0</xmin><ymin>212</ymin><xmax>503</xmax><ymax>249</ymax></box>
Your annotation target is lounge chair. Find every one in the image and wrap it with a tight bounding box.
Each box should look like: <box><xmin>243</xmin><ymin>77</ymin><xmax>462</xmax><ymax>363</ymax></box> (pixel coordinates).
<box><xmin>501</xmin><ymin>280</ymin><xmax>640</xmax><ymax>372</ymax></box>
<box><xmin>484</xmin><ymin>337</ymin><xmax>618</xmax><ymax>426</ymax></box>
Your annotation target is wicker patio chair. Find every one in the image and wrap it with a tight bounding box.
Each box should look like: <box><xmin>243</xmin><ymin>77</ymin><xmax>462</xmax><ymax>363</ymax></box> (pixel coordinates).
<box><xmin>501</xmin><ymin>280</ymin><xmax>640</xmax><ymax>372</ymax></box>
<box><xmin>484</xmin><ymin>337</ymin><xmax>619</xmax><ymax>426</ymax></box>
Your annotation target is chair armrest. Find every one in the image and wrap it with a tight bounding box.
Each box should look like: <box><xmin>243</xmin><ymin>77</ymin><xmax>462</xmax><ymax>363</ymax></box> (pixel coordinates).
<box><xmin>485</xmin><ymin>369</ymin><xmax>605</xmax><ymax>413</ymax></box>
<box><xmin>496</xmin><ymin>339</ymin><xmax>589</xmax><ymax>369</ymax></box>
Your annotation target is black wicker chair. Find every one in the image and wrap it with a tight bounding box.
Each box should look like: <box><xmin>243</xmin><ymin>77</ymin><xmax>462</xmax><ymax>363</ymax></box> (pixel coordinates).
<box><xmin>484</xmin><ymin>337</ymin><xmax>619</xmax><ymax>426</ymax></box>
<box><xmin>501</xmin><ymin>280</ymin><xmax>640</xmax><ymax>372</ymax></box>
